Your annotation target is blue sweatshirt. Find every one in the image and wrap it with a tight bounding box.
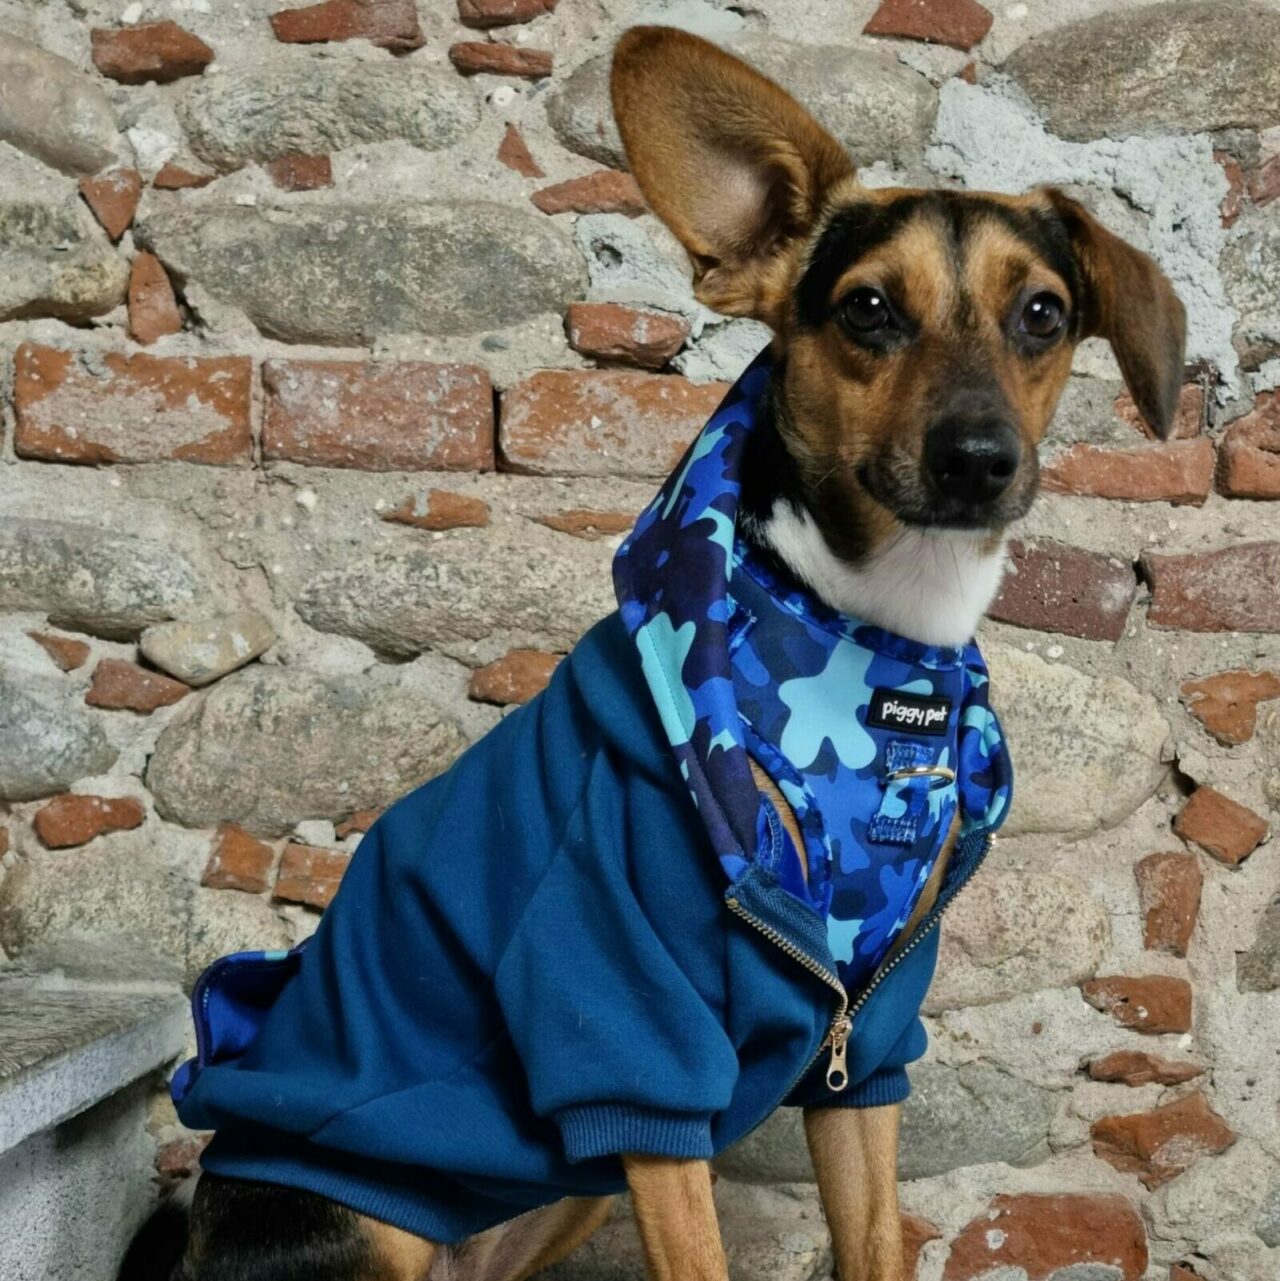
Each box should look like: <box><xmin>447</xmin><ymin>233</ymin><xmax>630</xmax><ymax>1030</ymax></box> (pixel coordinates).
<box><xmin>173</xmin><ymin>354</ymin><xmax>1012</xmax><ymax>1244</ymax></box>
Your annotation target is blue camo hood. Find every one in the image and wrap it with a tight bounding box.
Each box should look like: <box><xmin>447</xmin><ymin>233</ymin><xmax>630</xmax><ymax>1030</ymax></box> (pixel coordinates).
<box><xmin>612</xmin><ymin>350</ymin><xmax>1013</xmax><ymax>894</ymax></box>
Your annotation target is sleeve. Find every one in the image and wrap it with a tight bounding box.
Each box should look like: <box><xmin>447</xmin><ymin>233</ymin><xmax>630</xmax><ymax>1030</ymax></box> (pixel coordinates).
<box><xmin>783</xmin><ymin>1016</ymin><xmax>925</xmax><ymax>1110</ymax></box>
<box><xmin>493</xmin><ymin>762</ymin><xmax>740</xmax><ymax>1164</ymax></box>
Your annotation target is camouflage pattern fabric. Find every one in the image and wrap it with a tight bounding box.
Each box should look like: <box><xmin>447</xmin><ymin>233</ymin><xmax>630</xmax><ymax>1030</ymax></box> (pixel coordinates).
<box><xmin>613</xmin><ymin>351</ymin><xmax>1013</xmax><ymax>992</ymax></box>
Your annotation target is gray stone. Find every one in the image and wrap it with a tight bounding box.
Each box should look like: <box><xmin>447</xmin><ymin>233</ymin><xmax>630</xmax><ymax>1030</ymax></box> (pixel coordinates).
<box><xmin>0</xmin><ymin>518</ymin><xmax>199</xmax><ymax>640</ymax></box>
<box><xmin>147</xmin><ymin>666</ymin><xmax>468</xmax><ymax>835</ymax></box>
<box><xmin>1261</xmin><ymin>701</ymin><xmax>1280</xmax><ymax>811</ymax></box>
<box><xmin>898</xmin><ymin>1062</ymin><xmax>1056</xmax><ymax>1180</ymax></box>
<box><xmin>0</xmin><ymin>147</ymin><xmax>129</xmax><ymax>322</ymax></box>
<box><xmin>923</xmin><ymin>871</ymin><xmax>1111</xmax><ymax>1014</ymax></box>
<box><xmin>1005</xmin><ymin>2</ymin><xmax>1280</xmax><ymax>143</ymax></box>
<box><xmin>140</xmin><ymin>610</ymin><xmax>276</xmax><ymax>687</ymax></box>
<box><xmin>179</xmin><ymin>60</ymin><xmax>480</xmax><ymax>171</ymax></box>
<box><xmin>0</xmin><ymin>33</ymin><xmax>122</xmax><ymax>174</ymax></box>
<box><xmin>543</xmin><ymin>1182</ymin><xmax>831</xmax><ymax>1281</ymax></box>
<box><xmin>715</xmin><ymin>1109</ymin><xmax>813</xmax><ymax>1185</ymax></box>
<box><xmin>547</xmin><ymin>40</ymin><xmax>935</xmax><ymax>170</ymax></box>
<box><xmin>1238</xmin><ymin>895</ymin><xmax>1280</xmax><ymax>994</ymax></box>
<box><xmin>1222</xmin><ymin>209</ymin><xmax>1280</xmax><ymax>369</ymax></box>
<box><xmin>1260</xmin><ymin>1174</ymin><xmax>1280</xmax><ymax>1248</ymax></box>
<box><xmin>137</xmin><ymin>202</ymin><xmax>585</xmax><ymax>343</ymax></box>
<box><xmin>296</xmin><ymin>528</ymin><xmax>615</xmax><ymax>664</ymax></box>
<box><xmin>187</xmin><ymin>888</ymin><xmax>292</xmax><ymax>986</ymax></box>
<box><xmin>0</xmin><ymin>674</ymin><xmax>116</xmax><ymax>802</ymax></box>
<box><xmin>986</xmin><ymin>645</ymin><xmax>1170</xmax><ymax>837</ymax></box>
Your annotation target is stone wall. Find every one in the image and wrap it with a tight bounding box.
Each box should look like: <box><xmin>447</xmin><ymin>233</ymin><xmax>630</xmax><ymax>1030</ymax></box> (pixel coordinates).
<box><xmin>0</xmin><ymin>1</ymin><xmax>1278</xmax><ymax>1278</ymax></box>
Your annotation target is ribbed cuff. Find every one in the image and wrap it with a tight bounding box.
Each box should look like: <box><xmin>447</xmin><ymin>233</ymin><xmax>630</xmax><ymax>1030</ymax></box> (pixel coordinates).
<box><xmin>788</xmin><ymin>1065</ymin><xmax>911</xmax><ymax>1111</ymax></box>
<box><xmin>554</xmin><ymin>1103</ymin><xmax>715</xmax><ymax>1163</ymax></box>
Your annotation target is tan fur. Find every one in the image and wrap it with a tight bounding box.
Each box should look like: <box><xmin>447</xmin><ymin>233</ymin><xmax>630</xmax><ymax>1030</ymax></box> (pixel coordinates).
<box><xmin>623</xmin><ymin>1155</ymin><xmax>728</xmax><ymax>1281</ymax></box>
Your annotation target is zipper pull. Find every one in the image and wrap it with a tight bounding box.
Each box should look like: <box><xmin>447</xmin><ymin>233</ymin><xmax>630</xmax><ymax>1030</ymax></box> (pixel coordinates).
<box><xmin>825</xmin><ymin>1015</ymin><xmax>852</xmax><ymax>1092</ymax></box>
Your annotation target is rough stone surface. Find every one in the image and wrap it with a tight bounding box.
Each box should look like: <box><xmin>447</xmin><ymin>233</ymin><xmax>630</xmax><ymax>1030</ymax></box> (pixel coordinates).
<box><xmin>1222</xmin><ymin>210</ymin><xmax>1280</xmax><ymax>368</ymax></box>
<box><xmin>33</xmin><ymin>794</ymin><xmax>145</xmax><ymax>849</ymax></box>
<box><xmin>139</xmin><ymin>203</ymin><xmax>583</xmax><ymax>342</ymax></box>
<box><xmin>0</xmin><ymin>518</ymin><xmax>198</xmax><ymax>639</ymax></box>
<box><xmin>1091</xmin><ymin>1093</ymin><xmax>1236</xmax><ymax>1189</ymax></box>
<box><xmin>986</xmin><ymin>645</ymin><xmax>1170</xmax><ymax>837</ymax></box>
<box><xmin>139</xmin><ymin>612</ymin><xmax>276</xmax><ymax>687</ymax></box>
<box><xmin>382</xmin><ymin>491</ymin><xmax>491</xmax><ymax>532</ymax></box>
<box><xmin>0</xmin><ymin>675</ymin><xmax>117</xmax><ymax>802</ymax></box>
<box><xmin>1143</xmin><ymin>543</ymin><xmax>1280</xmax><ymax>633</ymax></box>
<box><xmin>1259</xmin><ymin>1174</ymin><xmax>1280</xmax><ymax>1247</ymax></box>
<box><xmin>1237</xmin><ymin>896</ymin><xmax>1280</xmax><ymax>994</ymax></box>
<box><xmin>178</xmin><ymin>62</ymin><xmax>478</xmax><ymax>171</ymax></box>
<box><xmin>988</xmin><ymin>538</ymin><xmax>1136</xmax><ymax>642</ymax></box>
<box><xmin>85</xmin><ymin>659</ymin><xmax>190</xmax><ymax>713</ymax></box>
<box><xmin>273</xmin><ymin>842</ymin><xmax>349</xmax><ymax>910</ymax></box>
<box><xmin>127</xmin><ymin>252</ymin><xmax>183</xmax><ymax>345</ymax></box>
<box><xmin>1173</xmin><ymin>786</ymin><xmax>1269</xmax><ymax>867</ymax></box>
<box><xmin>202</xmin><ymin>826</ymin><xmax>275</xmax><ymax>895</ymax></box>
<box><xmin>1088</xmin><ymin>1050</ymin><xmax>1205</xmax><ymax>1087</ymax></box>
<box><xmin>943</xmin><ymin>1194</ymin><xmax>1147</xmax><ymax>1280</ymax></box>
<box><xmin>1136</xmin><ymin>852</ymin><xmax>1203</xmax><ymax>957</ymax></box>
<box><xmin>1181</xmin><ymin>669</ymin><xmax>1280</xmax><ymax>746</ymax></box>
<box><xmin>14</xmin><ymin>346</ymin><xmax>251</xmax><ymax>467</ymax></box>
<box><xmin>1081</xmin><ymin>975</ymin><xmax>1194</xmax><ymax>1034</ymax></box>
<box><xmin>263</xmin><ymin>360</ymin><xmax>494</xmax><ymax>470</ymax></box>
<box><xmin>269</xmin><ymin>0</ymin><xmax>424</xmax><ymax>52</ymax></box>
<box><xmin>1005</xmin><ymin>2</ymin><xmax>1280</xmax><ymax>142</ymax></box>
<box><xmin>924</xmin><ymin>870</ymin><xmax>1110</xmax><ymax>1012</ymax></box>
<box><xmin>1041</xmin><ymin>438</ymin><xmax>1216</xmax><ymax>505</ymax></box>
<box><xmin>147</xmin><ymin>666</ymin><xmax>467</xmax><ymax>835</ymax></box>
<box><xmin>566</xmin><ymin>303</ymin><xmax>689</xmax><ymax>370</ymax></box>
<box><xmin>863</xmin><ymin>0</ymin><xmax>993</xmax><ymax>52</ymax></box>
<box><xmin>0</xmin><ymin>35</ymin><xmax>122</xmax><ymax>175</ymax></box>
<box><xmin>500</xmin><ymin>371</ymin><xmax>729</xmax><ymax>477</ymax></box>
<box><xmin>467</xmin><ymin>650</ymin><xmax>559</xmax><ymax>706</ymax></box>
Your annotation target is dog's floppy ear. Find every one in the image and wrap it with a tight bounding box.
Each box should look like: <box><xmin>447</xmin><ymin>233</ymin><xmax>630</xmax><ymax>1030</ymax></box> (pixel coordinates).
<box><xmin>611</xmin><ymin>25</ymin><xmax>854</xmax><ymax>326</ymax></box>
<box><xmin>1045</xmin><ymin>189</ymin><xmax>1187</xmax><ymax>438</ymax></box>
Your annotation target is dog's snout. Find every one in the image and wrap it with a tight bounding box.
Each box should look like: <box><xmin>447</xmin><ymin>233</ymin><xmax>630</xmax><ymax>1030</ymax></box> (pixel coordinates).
<box><xmin>924</xmin><ymin>418</ymin><xmax>1021</xmax><ymax>506</ymax></box>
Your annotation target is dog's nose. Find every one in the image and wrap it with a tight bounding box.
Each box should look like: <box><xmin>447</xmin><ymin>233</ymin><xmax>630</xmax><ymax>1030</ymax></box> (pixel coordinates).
<box><xmin>924</xmin><ymin>419</ymin><xmax>1021</xmax><ymax>506</ymax></box>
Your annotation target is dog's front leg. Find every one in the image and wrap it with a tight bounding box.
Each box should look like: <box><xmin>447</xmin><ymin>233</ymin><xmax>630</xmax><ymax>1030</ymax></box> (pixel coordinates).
<box><xmin>622</xmin><ymin>1154</ymin><xmax>728</xmax><ymax>1281</ymax></box>
<box><xmin>805</xmin><ymin>1104</ymin><xmax>905</xmax><ymax>1281</ymax></box>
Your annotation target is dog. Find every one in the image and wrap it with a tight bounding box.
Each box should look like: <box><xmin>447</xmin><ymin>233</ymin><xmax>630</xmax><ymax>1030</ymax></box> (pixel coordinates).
<box><xmin>120</xmin><ymin>26</ymin><xmax>1185</xmax><ymax>1281</ymax></box>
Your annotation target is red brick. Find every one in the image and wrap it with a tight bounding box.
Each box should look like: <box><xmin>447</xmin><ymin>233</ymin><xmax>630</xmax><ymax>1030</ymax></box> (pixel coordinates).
<box><xmin>496</xmin><ymin>123</ymin><xmax>543</xmax><ymax>178</ymax></box>
<box><xmin>382</xmin><ymin>489</ymin><xmax>491</xmax><ymax>531</ymax></box>
<box><xmin>1216</xmin><ymin>149</ymin><xmax>1247</xmax><ymax>228</ymax></box>
<box><xmin>1170</xmin><ymin>1266</ymin><xmax>1202</xmax><ymax>1281</ymax></box>
<box><xmin>565</xmin><ymin>302</ymin><xmax>689</xmax><ymax>370</ymax></box>
<box><xmin>91</xmin><ymin>21</ymin><xmax>213</xmax><ymax>84</ymax></box>
<box><xmin>86</xmin><ymin>659</ymin><xmax>190</xmax><ymax>713</ymax></box>
<box><xmin>1217</xmin><ymin>391</ymin><xmax>1280</xmax><ymax>498</ymax></box>
<box><xmin>78</xmin><ymin>168</ymin><xmax>142</xmax><ymax>241</ymax></box>
<box><xmin>263</xmin><ymin>360</ymin><xmax>494</xmax><ymax>472</ymax></box>
<box><xmin>534</xmin><ymin>508</ymin><xmax>636</xmax><ymax>540</ymax></box>
<box><xmin>864</xmin><ymin>0</ymin><xmax>993</xmax><ymax>52</ymax></box>
<box><xmin>34</xmin><ymin>793</ymin><xmax>145</xmax><ymax>848</ymax></box>
<box><xmin>155</xmin><ymin>1132</ymin><xmax>209</xmax><ymax>1184</ymax></box>
<box><xmin>265</xmin><ymin>154</ymin><xmax>333</xmax><ymax>192</ymax></box>
<box><xmin>1041</xmin><ymin>439</ymin><xmax>1215</xmax><ymax>504</ymax></box>
<box><xmin>943</xmin><ymin>1194</ymin><xmax>1146</xmax><ymax>1281</ymax></box>
<box><xmin>1116</xmin><ymin>383</ymin><xmax>1204</xmax><ymax>440</ymax></box>
<box><xmin>468</xmin><ymin>649</ymin><xmax>560</xmax><ymax>705</ymax></box>
<box><xmin>0</xmin><ymin>828</ymin><xmax>7</xmax><ymax>858</ymax></box>
<box><xmin>901</xmin><ymin>1212</ymin><xmax>941</xmax><ymax>1278</ymax></box>
<box><xmin>1173</xmin><ymin>786</ymin><xmax>1268</xmax><ymax>866</ymax></box>
<box><xmin>449</xmin><ymin>41</ymin><xmax>553</xmax><ymax>78</ymax></box>
<box><xmin>1135</xmin><ymin>851</ymin><xmax>1202</xmax><ymax>957</ymax></box>
<box><xmin>1248</xmin><ymin>153</ymin><xmax>1280</xmax><ymax>207</ymax></box>
<box><xmin>531</xmin><ymin>170</ymin><xmax>646</xmax><ymax>217</ymax></box>
<box><xmin>1143</xmin><ymin>542</ymin><xmax>1280</xmax><ymax>632</ymax></box>
<box><xmin>1181</xmin><ymin>668</ymin><xmax>1280</xmax><ymax>745</ymax></box>
<box><xmin>1080</xmin><ymin>975</ymin><xmax>1193</xmax><ymax>1034</ymax></box>
<box><xmin>986</xmin><ymin>537</ymin><xmax>1136</xmax><ymax>641</ymax></box>
<box><xmin>335</xmin><ymin>809</ymin><xmax>380</xmax><ymax>838</ymax></box>
<box><xmin>1091</xmin><ymin>1093</ymin><xmax>1235</xmax><ymax>1188</ymax></box>
<box><xmin>273</xmin><ymin>842</ymin><xmax>350</xmax><ymax>909</ymax></box>
<box><xmin>957</xmin><ymin>60</ymin><xmax>978</xmax><ymax>84</ymax></box>
<box><xmin>500</xmin><ymin>371</ymin><xmax>729</xmax><ymax>477</ymax></box>
<box><xmin>202</xmin><ymin>825</ymin><xmax>275</xmax><ymax>894</ymax></box>
<box><xmin>14</xmin><ymin>345</ymin><xmax>251</xmax><ymax>466</ymax></box>
<box><xmin>128</xmin><ymin>253</ymin><xmax>183</xmax><ymax>346</ymax></box>
<box><xmin>270</xmin><ymin>0</ymin><xmax>424</xmax><ymax>50</ymax></box>
<box><xmin>153</xmin><ymin>162</ymin><xmax>214</xmax><ymax>190</ymax></box>
<box><xmin>458</xmin><ymin>0</ymin><xmax>557</xmax><ymax>27</ymax></box>
<box><xmin>1087</xmin><ymin>1050</ymin><xmax>1204</xmax><ymax>1087</ymax></box>
<box><xmin>27</xmin><ymin>631</ymin><xmax>90</xmax><ymax>672</ymax></box>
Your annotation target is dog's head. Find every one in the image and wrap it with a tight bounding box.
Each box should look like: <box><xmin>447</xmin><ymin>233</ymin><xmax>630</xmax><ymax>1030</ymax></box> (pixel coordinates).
<box><xmin>611</xmin><ymin>27</ymin><xmax>1187</xmax><ymax>556</ymax></box>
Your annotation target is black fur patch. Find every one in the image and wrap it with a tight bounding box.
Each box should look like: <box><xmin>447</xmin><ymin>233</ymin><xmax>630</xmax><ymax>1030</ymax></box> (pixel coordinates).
<box><xmin>117</xmin><ymin>1196</ymin><xmax>190</xmax><ymax>1281</ymax></box>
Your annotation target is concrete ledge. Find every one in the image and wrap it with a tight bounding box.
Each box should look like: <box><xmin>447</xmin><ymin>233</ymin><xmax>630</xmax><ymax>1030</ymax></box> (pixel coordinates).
<box><xmin>0</xmin><ymin>980</ymin><xmax>187</xmax><ymax>1156</ymax></box>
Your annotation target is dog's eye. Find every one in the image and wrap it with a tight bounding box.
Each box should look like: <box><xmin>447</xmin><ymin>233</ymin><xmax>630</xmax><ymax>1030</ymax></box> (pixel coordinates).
<box><xmin>1020</xmin><ymin>292</ymin><xmax>1065</xmax><ymax>339</ymax></box>
<box><xmin>841</xmin><ymin>287</ymin><xmax>893</xmax><ymax>333</ymax></box>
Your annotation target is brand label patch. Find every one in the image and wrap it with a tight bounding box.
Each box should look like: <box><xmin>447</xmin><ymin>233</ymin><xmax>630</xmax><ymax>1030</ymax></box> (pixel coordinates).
<box><xmin>867</xmin><ymin>688</ymin><xmax>952</xmax><ymax>736</ymax></box>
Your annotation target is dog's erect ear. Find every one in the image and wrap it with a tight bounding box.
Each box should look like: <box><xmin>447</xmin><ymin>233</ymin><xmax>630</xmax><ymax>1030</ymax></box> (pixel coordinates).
<box><xmin>1045</xmin><ymin>189</ymin><xmax>1187</xmax><ymax>438</ymax></box>
<box><xmin>611</xmin><ymin>26</ymin><xmax>854</xmax><ymax>325</ymax></box>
